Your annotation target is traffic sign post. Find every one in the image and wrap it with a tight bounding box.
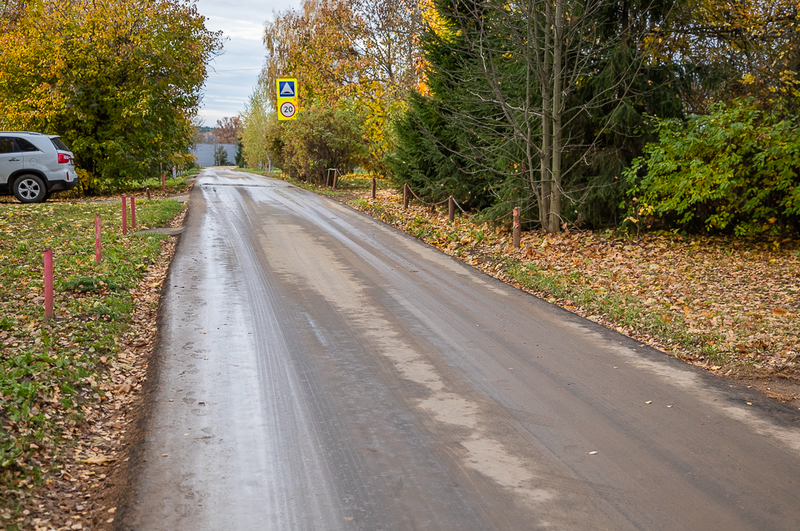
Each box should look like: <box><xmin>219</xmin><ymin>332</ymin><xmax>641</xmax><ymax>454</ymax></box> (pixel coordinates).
<box><xmin>276</xmin><ymin>78</ymin><xmax>298</xmax><ymax>121</ymax></box>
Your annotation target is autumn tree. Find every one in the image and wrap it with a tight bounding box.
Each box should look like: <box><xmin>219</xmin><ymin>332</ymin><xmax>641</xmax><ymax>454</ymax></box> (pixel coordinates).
<box><xmin>0</xmin><ymin>0</ymin><xmax>222</xmax><ymax>191</ymax></box>
<box><xmin>0</xmin><ymin>0</ymin><xmax>25</xmax><ymax>32</ymax></box>
<box><xmin>619</xmin><ymin>1</ymin><xmax>800</xmax><ymax>235</ymax></box>
<box><xmin>649</xmin><ymin>0</ymin><xmax>800</xmax><ymax>112</ymax></box>
<box><xmin>347</xmin><ymin>0</ymin><xmax>424</xmax><ymax>174</ymax></box>
<box><xmin>256</xmin><ymin>0</ymin><xmax>423</xmax><ymax>175</ymax></box>
<box><xmin>267</xmin><ymin>104</ymin><xmax>367</xmax><ymax>185</ymax></box>
<box><xmin>241</xmin><ymin>80</ymin><xmax>274</xmax><ymax>170</ymax></box>
<box><xmin>263</xmin><ymin>0</ymin><xmax>362</xmax><ymax>106</ymax></box>
<box><xmin>213</xmin><ymin>117</ymin><xmax>243</xmax><ymax>144</ymax></box>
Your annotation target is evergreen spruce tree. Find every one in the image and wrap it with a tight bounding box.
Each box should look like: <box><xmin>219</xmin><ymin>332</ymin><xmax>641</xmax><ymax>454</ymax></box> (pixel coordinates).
<box><xmin>235</xmin><ymin>137</ymin><xmax>246</xmax><ymax>168</ymax></box>
<box><xmin>388</xmin><ymin>0</ymin><xmax>500</xmax><ymax>211</ymax></box>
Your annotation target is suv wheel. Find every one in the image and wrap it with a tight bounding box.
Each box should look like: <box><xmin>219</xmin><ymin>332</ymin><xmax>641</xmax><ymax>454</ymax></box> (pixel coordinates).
<box><xmin>13</xmin><ymin>174</ymin><xmax>47</xmax><ymax>203</ymax></box>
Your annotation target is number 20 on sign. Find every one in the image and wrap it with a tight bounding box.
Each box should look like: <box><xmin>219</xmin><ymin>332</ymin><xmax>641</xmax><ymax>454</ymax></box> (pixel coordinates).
<box><xmin>276</xmin><ymin>78</ymin><xmax>298</xmax><ymax>121</ymax></box>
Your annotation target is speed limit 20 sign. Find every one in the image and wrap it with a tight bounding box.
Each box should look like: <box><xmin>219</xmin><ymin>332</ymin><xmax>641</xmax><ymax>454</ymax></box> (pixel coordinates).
<box><xmin>279</xmin><ymin>101</ymin><xmax>296</xmax><ymax>119</ymax></box>
<box><xmin>276</xmin><ymin>78</ymin><xmax>298</xmax><ymax>121</ymax></box>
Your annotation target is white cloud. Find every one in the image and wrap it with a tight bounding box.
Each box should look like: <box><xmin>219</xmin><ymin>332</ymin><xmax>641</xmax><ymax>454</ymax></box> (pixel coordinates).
<box><xmin>206</xmin><ymin>16</ymin><xmax>265</xmax><ymax>41</ymax></box>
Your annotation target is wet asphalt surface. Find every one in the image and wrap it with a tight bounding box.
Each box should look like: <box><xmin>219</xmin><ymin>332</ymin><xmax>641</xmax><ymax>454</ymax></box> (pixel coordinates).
<box><xmin>118</xmin><ymin>169</ymin><xmax>800</xmax><ymax>530</ymax></box>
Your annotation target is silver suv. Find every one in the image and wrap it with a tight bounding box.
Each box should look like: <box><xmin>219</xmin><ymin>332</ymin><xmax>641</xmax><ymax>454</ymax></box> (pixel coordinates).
<box><xmin>0</xmin><ymin>131</ymin><xmax>79</xmax><ymax>203</ymax></box>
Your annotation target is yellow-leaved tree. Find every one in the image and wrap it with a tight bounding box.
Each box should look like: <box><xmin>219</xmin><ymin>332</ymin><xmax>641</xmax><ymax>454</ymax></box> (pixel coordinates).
<box><xmin>0</xmin><ymin>0</ymin><xmax>222</xmax><ymax>191</ymax></box>
<box><xmin>249</xmin><ymin>0</ymin><xmax>424</xmax><ymax>176</ymax></box>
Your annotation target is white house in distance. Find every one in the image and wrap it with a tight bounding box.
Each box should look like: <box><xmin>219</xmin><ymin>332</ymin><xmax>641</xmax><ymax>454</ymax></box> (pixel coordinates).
<box><xmin>191</xmin><ymin>144</ymin><xmax>237</xmax><ymax>167</ymax></box>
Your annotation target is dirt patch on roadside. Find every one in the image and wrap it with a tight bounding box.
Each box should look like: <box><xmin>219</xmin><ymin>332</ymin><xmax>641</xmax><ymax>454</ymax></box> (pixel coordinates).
<box><xmin>91</xmin><ymin>202</ymin><xmax>194</xmax><ymax>531</ymax></box>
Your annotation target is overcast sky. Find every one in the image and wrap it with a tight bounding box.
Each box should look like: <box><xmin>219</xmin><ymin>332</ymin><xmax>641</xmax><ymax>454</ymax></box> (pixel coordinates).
<box><xmin>194</xmin><ymin>0</ymin><xmax>298</xmax><ymax>127</ymax></box>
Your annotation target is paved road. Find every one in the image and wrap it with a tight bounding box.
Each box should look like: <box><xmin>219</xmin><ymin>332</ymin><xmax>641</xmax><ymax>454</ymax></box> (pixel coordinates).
<box><xmin>119</xmin><ymin>169</ymin><xmax>800</xmax><ymax>530</ymax></box>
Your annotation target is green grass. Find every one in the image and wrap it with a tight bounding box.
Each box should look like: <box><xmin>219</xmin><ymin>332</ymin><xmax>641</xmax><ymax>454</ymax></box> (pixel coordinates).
<box><xmin>0</xmin><ymin>199</ymin><xmax>182</xmax><ymax>513</ymax></box>
<box><xmin>40</xmin><ymin>168</ymin><xmax>199</xmax><ymax>202</ymax></box>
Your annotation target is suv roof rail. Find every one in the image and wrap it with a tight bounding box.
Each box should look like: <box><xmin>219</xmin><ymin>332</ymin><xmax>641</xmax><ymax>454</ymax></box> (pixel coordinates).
<box><xmin>0</xmin><ymin>131</ymin><xmax>45</xmax><ymax>136</ymax></box>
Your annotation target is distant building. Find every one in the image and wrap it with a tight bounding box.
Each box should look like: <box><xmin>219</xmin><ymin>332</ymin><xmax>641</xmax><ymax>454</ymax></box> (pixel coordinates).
<box><xmin>191</xmin><ymin>144</ymin><xmax>237</xmax><ymax>167</ymax></box>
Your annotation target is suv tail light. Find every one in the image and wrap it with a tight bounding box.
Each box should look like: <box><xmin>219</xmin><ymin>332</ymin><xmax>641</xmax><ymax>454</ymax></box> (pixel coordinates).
<box><xmin>58</xmin><ymin>153</ymin><xmax>71</xmax><ymax>164</ymax></box>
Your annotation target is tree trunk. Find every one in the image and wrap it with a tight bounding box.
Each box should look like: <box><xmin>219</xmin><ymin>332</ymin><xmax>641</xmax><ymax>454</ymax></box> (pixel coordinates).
<box><xmin>549</xmin><ymin>0</ymin><xmax>564</xmax><ymax>233</ymax></box>
<box><xmin>540</xmin><ymin>0</ymin><xmax>553</xmax><ymax>230</ymax></box>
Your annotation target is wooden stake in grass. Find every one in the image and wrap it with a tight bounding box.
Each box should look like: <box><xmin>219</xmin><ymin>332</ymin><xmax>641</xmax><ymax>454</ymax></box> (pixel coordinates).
<box><xmin>94</xmin><ymin>215</ymin><xmax>102</xmax><ymax>264</ymax></box>
<box><xmin>513</xmin><ymin>207</ymin><xmax>521</xmax><ymax>249</ymax></box>
<box><xmin>146</xmin><ymin>187</ymin><xmax>151</xmax><ymax>200</ymax></box>
<box><xmin>121</xmin><ymin>195</ymin><xmax>128</xmax><ymax>235</ymax></box>
<box><xmin>371</xmin><ymin>176</ymin><xmax>376</xmax><ymax>200</ymax></box>
<box><xmin>403</xmin><ymin>183</ymin><xmax>409</xmax><ymax>209</ymax></box>
<box><xmin>43</xmin><ymin>248</ymin><xmax>53</xmax><ymax>320</ymax></box>
<box><xmin>130</xmin><ymin>196</ymin><xmax>136</xmax><ymax>229</ymax></box>
<box><xmin>449</xmin><ymin>196</ymin><xmax>455</xmax><ymax>222</ymax></box>
<box><xmin>162</xmin><ymin>171</ymin><xmax>166</xmax><ymax>192</ymax></box>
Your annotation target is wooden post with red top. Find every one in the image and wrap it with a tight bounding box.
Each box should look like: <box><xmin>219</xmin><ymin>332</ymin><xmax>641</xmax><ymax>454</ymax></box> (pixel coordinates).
<box><xmin>44</xmin><ymin>248</ymin><xmax>53</xmax><ymax>319</ymax></box>
<box><xmin>121</xmin><ymin>195</ymin><xmax>128</xmax><ymax>235</ymax></box>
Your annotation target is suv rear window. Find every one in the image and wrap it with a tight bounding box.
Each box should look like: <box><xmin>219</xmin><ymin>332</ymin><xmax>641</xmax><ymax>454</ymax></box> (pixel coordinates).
<box><xmin>50</xmin><ymin>137</ymin><xmax>70</xmax><ymax>151</ymax></box>
<box><xmin>0</xmin><ymin>138</ymin><xmax>13</xmax><ymax>153</ymax></box>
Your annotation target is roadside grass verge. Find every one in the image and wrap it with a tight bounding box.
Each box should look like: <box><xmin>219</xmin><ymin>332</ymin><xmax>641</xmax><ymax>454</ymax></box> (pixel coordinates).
<box><xmin>0</xmin><ymin>199</ymin><xmax>182</xmax><ymax>522</ymax></box>
<box><xmin>347</xmin><ymin>189</ymin><xmax>800</xmax><ymax>382</ymax></box>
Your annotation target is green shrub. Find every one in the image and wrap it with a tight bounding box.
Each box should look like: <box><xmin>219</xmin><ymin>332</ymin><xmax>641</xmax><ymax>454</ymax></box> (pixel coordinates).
<box><xmin>266</xmin><ymin>103</ymin><xmax>367</xmax><ymax>186</ymax></box>
<box><xmin>625</xmin><ymin>98</ymin><xmax>800</xmax><ymax>235</ymax></box>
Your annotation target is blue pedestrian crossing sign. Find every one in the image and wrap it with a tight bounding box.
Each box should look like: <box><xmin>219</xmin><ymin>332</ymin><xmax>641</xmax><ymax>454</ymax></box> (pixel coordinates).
<box><xmin>279</xmin><ymin>80</ymin><xmax>295</xmax><ymax>98</ymax></box>
<box><xmin>276</xmin><ymin>78</ymin><xmax>298</xmax><ymax>121</ymax></box>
